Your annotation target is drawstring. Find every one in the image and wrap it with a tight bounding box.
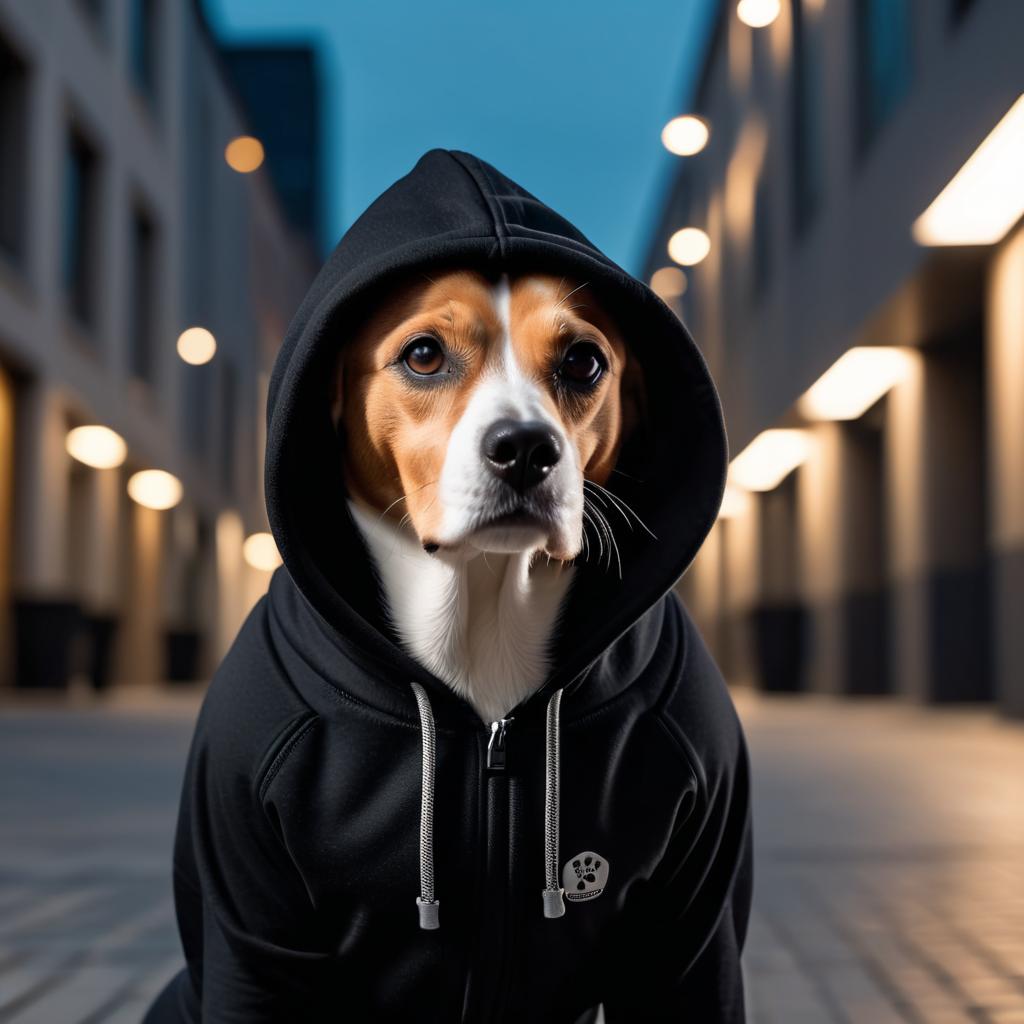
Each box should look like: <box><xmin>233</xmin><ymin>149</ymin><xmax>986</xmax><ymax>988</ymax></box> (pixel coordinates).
<box><xmin>408</xmin><ymin>681</ymin><xmax>566</xmax><ymax>930</ymax></box>
<box><xmin>541</xmin><ymin>688</ymin><xmax>566</xmax><ymax>918</ymax></box>
<box><xmin>409</xmin><ymin>681</ymin><xmax>440</xmax><ymax>930</ymax></box>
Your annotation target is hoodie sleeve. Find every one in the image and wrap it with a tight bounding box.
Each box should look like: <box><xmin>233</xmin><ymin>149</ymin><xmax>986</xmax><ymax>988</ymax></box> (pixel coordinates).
<box><xmin>174</xmin><ymin>704</ymin><xmax>339</xmax><ymax>1023</ymax></box>
<box><xmin>601</xmin><ymin>602</ymin><xmax>754</xmax><ymax>1023</ymax></box>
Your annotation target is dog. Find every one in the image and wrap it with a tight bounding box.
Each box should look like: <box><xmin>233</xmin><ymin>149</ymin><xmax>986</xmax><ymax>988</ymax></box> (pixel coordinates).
<box><xmin>332</xmin><ymin>268</ymin><xmax>637</xmax><ymax>724</ymax></box>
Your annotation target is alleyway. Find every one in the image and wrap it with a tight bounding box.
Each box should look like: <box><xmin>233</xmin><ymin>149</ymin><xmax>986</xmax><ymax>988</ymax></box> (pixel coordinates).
<box><xmin>0</xmin><ymin>690</ymin><xmax>1022</xmax><ymax>1023</ymax></box>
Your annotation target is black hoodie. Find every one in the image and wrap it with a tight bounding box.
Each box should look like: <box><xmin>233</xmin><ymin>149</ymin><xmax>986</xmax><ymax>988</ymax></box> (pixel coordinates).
<box><xmin>145</xmin><ymin>149</ymin><xmax>752</xmax><ymax>1024</ymax></box>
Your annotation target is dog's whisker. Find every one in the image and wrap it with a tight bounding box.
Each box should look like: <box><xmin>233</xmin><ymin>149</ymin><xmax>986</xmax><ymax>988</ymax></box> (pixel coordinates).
<box><xmin>581</xmin><ymin>506</ymin><xmax>604</xmax><ymax>564</ymax></box>
<box><xmin>585</xmin><ymin>481</ymin><xmax>632</xmax><ymax>533</ymax></box>
<box><xmin>588</xmin><ymin>497</ymin><xmax>624</xmax><ymax>579</ymax></box>
<box><xmin>377</xmin><ymin>479</ymin><xmax>436</xmax><ymax>524</ymax></box>
<box><xmin>584</xmin><ymin>498</ymin><xmax>617</xmax><ymax>574</ymax></box>
<box><xmin>585</xmin><ymin>480</ymin><xmax>657</xmax><ymax>541</ymax></box>
<box><xmin>553</xmin><ymin>280</ymin><xmax>590</xmax><ymax>315</ymax></box>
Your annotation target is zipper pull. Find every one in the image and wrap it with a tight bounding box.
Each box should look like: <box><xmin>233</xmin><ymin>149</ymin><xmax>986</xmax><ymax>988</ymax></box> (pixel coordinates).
<box><xmin>486</xmin><ymin>717</ymin><xmax>514</xmax><ymax>771</ymax></box>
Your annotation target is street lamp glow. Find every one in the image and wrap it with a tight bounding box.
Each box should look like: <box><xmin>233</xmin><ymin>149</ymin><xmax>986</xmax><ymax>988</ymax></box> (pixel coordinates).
<box><xmin>799</xmin><ymin>347</ymin><xmax>912</xmax><ymax>421</ymax></box>
<box><xmin>729</xmin><ymin>429</ymin><xmax>812</xmax><ymax>491</ymax></box>
<box><xmin>913</xmin><ymin>93</ymin><xmax>1024</xmax><ymax>246</ymax></box>
<box><xmin>176</xmin><ymin>327</ymin><xmax>217</xmax><ymax>365</ymax></box>
<box><xmin>127</xmin><ymin>469</ymin><xmax>183</xmax><ymax>510</ymax></box>
<box><xmin>717</xmin><ymin>483</ymin><xmax>751</xmax><ymax>520</ymax></box>
<box><xmin>737</xmin><ymin>0</ymin><xmax>781</xmax><ymax>28</ymax></box>
<box><xmin>224</xmin><ymin>135</ymin><xmax>265</xmax><ymax>174</ymax></box>
<box><xmin>650</xmin><ymin>266</ymin><xmax>687</xmax><ymax>298</ymax></box>
<box><xmin>668</xmin><ymin>227</ymin><xmax>711</xmax><ymax>266</ymax></box>
<box><xmin>661</xmin><ymin>115</ymin><xmax>710</xmax><ymax>156</ymax></box>
<box><xmin>65</xmin><ymin>425</ymin><xmax>127</xmax><ymax>469</ymax></box>
<box><xmin>243</xmin><ymin>532</ymin><xmax>282</xmax><ymax>572</ymax></box>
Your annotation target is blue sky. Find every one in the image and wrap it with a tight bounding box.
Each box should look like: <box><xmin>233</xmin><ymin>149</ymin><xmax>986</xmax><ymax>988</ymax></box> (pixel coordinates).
<box><xmin>205</xmin><ymin>0</ymin><xmax>715</xmax><ymax>276</ymax></box>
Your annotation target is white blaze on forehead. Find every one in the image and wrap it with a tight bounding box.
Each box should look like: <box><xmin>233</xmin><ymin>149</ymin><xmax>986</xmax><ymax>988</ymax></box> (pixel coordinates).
<box><xmin>492</xmin><ymin>274</ymin><xmax>549</xmax><ymax>420</ymax></box>
<box><xmin>435</xmin><ymin>273</ymin><xmax>582</xmax><ymax>549</ymax></box>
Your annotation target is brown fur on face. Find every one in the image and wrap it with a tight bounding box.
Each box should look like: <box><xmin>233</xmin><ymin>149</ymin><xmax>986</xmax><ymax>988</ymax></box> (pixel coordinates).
<box><xmin>331</xmin><ymin>269</ymin><xmax>633</xmax><ymax>559</ymax></box>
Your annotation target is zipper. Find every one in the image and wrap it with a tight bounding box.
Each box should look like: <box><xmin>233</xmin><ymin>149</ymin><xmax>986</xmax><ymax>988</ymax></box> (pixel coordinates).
<box><xmin>487</xmin><ymin>717</ymin><xmax>514</xmax><ymax>770</ymax></box>
<box><xmin>463</xmin><ymin>716</ymin><xmax>517</xmax><ymax>1023</ymax></box>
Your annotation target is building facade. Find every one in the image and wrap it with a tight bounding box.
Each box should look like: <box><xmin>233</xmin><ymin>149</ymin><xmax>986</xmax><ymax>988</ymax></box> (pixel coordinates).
<box><xmin>0</xmin><ymin>0</ymin><xmax>318</xmax><ymax>690</ymax></box>
<box><xmin>645</xmin><ymin>0</ymin><xmax>1024</xmax><ymax>715</ymax></box>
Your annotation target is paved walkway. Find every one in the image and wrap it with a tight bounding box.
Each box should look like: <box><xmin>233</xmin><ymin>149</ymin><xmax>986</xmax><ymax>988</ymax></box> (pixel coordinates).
<box><xmin>737</xmin><ymin>693</ymin><xmax>1024</xmax><ymax>1024</ymax></box>
<box><xmin>0</xmin><ymin>689</ymin><xmax>1022</xmax><ymax>1022</ymax></box>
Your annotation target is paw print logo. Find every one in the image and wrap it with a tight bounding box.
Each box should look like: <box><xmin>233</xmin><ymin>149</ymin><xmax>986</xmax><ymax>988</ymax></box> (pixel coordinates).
<box><xmin>562</xmin><ymin>850</ymin><xmax>609</xmax><ymax>902</ymax></box>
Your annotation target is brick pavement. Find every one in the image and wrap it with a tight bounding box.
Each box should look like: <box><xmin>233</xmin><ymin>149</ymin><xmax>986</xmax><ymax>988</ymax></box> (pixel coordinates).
<box><xmin>1</xmin><ymin>688</ymin><xmax>1022</xmax><ymax>1023</ymax></box>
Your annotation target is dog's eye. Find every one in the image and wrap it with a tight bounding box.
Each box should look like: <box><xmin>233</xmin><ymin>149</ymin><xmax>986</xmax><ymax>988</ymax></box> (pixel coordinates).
<box><xmin>558</xmin><ymin>341</ymin><xmax>606</xmax><ymax>388</ymax></box>
<box><xmin>401</xmin><ymin>335</ymin><xmax>447</xmax><ymax>376</ymax></box>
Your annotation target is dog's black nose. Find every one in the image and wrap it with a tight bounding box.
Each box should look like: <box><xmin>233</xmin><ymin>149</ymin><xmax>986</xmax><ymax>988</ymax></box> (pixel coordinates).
<box><xmin>481</xmin><ymin>419</ymin><xmax>561</xmax><ymax>492</ymax></box>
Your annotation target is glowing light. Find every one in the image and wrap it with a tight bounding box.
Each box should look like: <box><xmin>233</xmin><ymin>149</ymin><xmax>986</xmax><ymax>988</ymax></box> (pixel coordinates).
<box><xmin>127</xmin><ymin>469</ymin><xmax>183</xmax><ymax>510</ymax></box>
<box><xmin>661</xmin><ymin>115</ymin><xmax>710</xmax><ymax>156</ymax></box>
<box><xmin>176</xmin><ymin>327</ymin><xmax>217</xmax><ymax>365</ymax></box>
<box><xmin>243</xmin><ymin>532</ymin><xmax>282</xmax><ymax>572</ymax></box>
<box><xmin>729</xmin><ymin>429</ymin><xmax>812</xmax><ymax>491</ymax></box>
<box><xmin>800</xmin><ymin>347</ymin><xmax>912</xmax><ymax>421</ymax></box>
<box><xmin>224</xmin><ymin>135</ymin><xmax>265</xmax><ymax>174</ymax></box>
<box><xmin>668</xmin><ymin>227</ymin><xmax>711</xmax><ymax>267</ymax></box>
<box><xmin>913</xmin><ymin>95</ymin><xmax>1024</xmax><ymax>246</ymax></box>
<box><xmin>65</xmin><ymin>425</ymin><xmax>127</xmax><ymax>469</ymax></box>
<box><xmin>650</xmin><ymin>266</ymin><xmax>688</xmax><ymax>298</ymax></box>
<box><xmin>737</xmin><ymin>0</ymin><xmax>781</xmax><ymax>28</ymax></box>
<box><xmin>718</xmin><ymin>484</ymin><xmax>751</xmax><ymax>520</ymax></box>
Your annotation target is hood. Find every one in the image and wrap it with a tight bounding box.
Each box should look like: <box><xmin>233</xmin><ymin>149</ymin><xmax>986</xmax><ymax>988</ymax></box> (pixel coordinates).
<box><xmin>264</xmin><ymin>148</ymin><xmax>727</xmax><ymax>720</ymax></box>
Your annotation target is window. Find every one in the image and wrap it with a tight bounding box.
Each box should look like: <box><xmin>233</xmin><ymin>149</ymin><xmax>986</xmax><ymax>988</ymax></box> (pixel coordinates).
<box><xmin>791</xmin><ymin>0</ymin><xmax>825</xmax><ymax>235</ymax></box>
<box><xmin>62</xmin><ymin>125</ymin><xmax>101</xmax><ymax>330</ymax></box>
<box><xmin>951</xmin><ymin>0</ymin><xmax>980</xmax><ymax>22</ymax></box>
<box><xmin>854</xmin><ymin>0</ymin><xmax>913</xmax><ymax>153</ymax></box>
<box><xmin>0</xmin><ymin>33</ymin><xmax>29</xmax><ymax>267</ymax></box>
<box><xmin>128</xmin><ymin>202</ymin><xmax>158</xmax><ymax>383</ymax></box>
<box><xmin>129</xmin><ymin>0</ymin><xmax>159</xmax><ymax>107</ymax></box>
<box><xmin>77</xmin><ymin>0</ymin><xmax>107</xmax><ymax>35</ymax></box>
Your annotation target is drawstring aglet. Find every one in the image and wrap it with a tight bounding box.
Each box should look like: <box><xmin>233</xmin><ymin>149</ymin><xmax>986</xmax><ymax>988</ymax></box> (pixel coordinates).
<box><xmin>416</xmin><ymin>895</ymin><xmax>440</xmax><ymax>930</ymax></box>
<box><xmin>542</xmin><ymin>887</ymin><xmax>565</xmax><ymax>918</ymax></box>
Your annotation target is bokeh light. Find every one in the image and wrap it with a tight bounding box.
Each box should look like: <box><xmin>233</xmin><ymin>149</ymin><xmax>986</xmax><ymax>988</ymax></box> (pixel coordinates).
<box><xmin>661</xmin><ymin>115</ymin><xmax>710</xmax><ymax>156</ymax></box>
<box><xmin>243</xmin><ymin>532</ymin><xmax>282</xmax><ymax>571</ymax></box>
<box><xmin>65</xmin><ymin>425</ymin><xmax>127</xmax><ymax>469</ymax></box>
<box><xmin>668</xmin><ymin>227</ymin><xmax>711</xmax><ymax>266</ymax></box>
<box><xmin>127</xmin><ymin>470</ymin><xmax>183</xmax><ymax>510</ymax></box>
<box><xmin>176</xmin><ymin>327</ymin><xmax>217</xmax><ymax>366</ymax></box>
<box><xmin>224</xmin><ymin>135</ymin><xmax>265</xmax><ymax>173</ymax></box>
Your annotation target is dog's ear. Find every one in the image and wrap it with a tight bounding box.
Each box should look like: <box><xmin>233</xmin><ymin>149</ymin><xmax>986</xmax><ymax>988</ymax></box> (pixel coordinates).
<box><xmin>329</xmin><ymin>349</ymin><xmax>345</xmax><ymax>428</ymax></box>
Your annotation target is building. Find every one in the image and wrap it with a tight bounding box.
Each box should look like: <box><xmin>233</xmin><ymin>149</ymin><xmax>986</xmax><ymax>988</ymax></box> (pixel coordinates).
<box><xmin>0</xmin><ymin>0</ymin><xmax>319</xmax><ymax>691</ymax></box>
<box><xmin>221</xmin><ymin>45</ymin><xmax>324</xmax><ymax>255</ymax></box>
<box><xmin>644</xmin><ymin>0</ymin><xmax>1024</xmax><ymax>715</ymax></box>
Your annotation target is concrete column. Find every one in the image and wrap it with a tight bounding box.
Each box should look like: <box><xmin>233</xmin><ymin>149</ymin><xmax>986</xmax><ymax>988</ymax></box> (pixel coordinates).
<box><xmin>678</xmin><ymin>522</ymin><xmax>725</xmax><ymax>663</ymax></box>
<box><xmin>12</xmin><ymin>381</ymin><xmax>69</xmax><ymax>596</ymax></box>
<box><xmin>215</xmin><ymin>509</ymin><xmax>246</xmax><ymax>665</ymax></box>
<box><xmin>753</xmin><ymin>473</ymin><xmax>807</xmax><ymax>691</ymax></box>
<box><xmin>885</xmin><ymin>348</ymin><xmax>988</xmax><ymax>703</ymax></box>
<box><xmin>10</xmin><ymin>381</ymin><xmax>79</xmax><ymax>687</ymax></box>
<box><xmin>72</xmin><ymin>466</ymin><xmax>121</xmax><ymax>613</ymax></box>
<box><xmin>117</xmin><ymin>500</ymin><xmax>165</xmax><ymax>685</ymax></box>
<box><xmin>720</xmin><ymin>487</ymin><xmax>761</xmax><ymax>689</ymax></box>
<box><xmin>986</xmin><ymin>223</ymin><xmax>1024</xmax><ymax>716</ymax></box>
<box><xmin>798</xmin><ymin>421</ymin><xmax>888</xmax><ymax>694</ymax></box>
<box><xmin>0</xmin><ymin>364</ymin><xmax>15</xmax><ymax>688</ymax></box>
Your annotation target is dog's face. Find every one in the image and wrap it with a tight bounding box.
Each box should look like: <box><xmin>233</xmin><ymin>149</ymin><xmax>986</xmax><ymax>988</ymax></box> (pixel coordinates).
<box><xmin>333</xmin><ymin>269</ymin><xmax>630</xmax><ymax>562</ymax></box>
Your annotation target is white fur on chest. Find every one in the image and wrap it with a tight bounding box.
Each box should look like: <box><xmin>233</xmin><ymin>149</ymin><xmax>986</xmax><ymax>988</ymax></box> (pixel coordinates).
<box><xmin>348</xmin><ymin>499</ymin><xmax>574</xmax><ymax>724</ymax></box>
